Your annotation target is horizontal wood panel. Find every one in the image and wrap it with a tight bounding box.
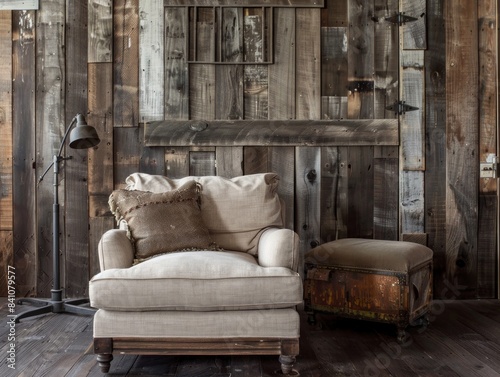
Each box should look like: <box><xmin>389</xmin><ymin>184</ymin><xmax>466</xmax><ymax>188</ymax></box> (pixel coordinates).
<box><xmin>164</xmin><ymin>0</ymin><xmax>324</xmax><ymax>7</ymax></box>
<box><xmin>0</xmin><ymin>1</ymin><xmax>38</xmax><ymax>10</ymax></box>
<box><xmin>144</xmin><ymin>119</ymin><xmax>399</xmax><ymax>146</ymax></box>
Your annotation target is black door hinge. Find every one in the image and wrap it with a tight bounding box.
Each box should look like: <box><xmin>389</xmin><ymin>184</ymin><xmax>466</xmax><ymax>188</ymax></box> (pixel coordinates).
<box><xmin>386</xmin><ymin>101</ymin><xmax>419</xmax><ymax>115</ymax></box>
<box><xmin>385</xmin><ymin>12</ymin><xmax>418</xmax><ymax>26</ymax></box>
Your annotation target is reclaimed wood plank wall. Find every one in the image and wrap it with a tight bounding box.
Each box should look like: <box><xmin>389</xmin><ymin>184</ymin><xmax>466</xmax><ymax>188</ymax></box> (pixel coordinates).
<box><xmin>0</xmin><ymin>0</ymin><xmax>497</xmax><ymax>300</ymax></box>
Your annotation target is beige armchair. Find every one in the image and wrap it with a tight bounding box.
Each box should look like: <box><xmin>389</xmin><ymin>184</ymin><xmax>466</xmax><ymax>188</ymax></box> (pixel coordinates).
<box><xmin>89</xmin><ymin>173</ymin><xmax>302</xmax><ymax>374</ymax></box>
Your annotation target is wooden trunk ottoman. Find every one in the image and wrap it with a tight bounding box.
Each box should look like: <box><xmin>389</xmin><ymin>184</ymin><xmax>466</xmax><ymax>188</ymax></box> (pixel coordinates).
<box><xmin>304</xmin><ymin>238</ymin><xmax>433</xmax><ymax>343</ymax></box>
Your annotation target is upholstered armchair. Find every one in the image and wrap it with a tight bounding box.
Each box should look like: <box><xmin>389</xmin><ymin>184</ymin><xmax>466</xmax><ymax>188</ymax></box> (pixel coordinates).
<box><xmin>89</xmin><ymin>173</ymin><xmax>302</xmax><ymax>374</ymax></box>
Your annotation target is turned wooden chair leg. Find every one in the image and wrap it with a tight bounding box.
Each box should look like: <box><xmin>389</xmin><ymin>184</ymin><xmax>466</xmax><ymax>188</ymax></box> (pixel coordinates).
<box><xmin>279</xmin><ymin>354</ymin><xmax>296</xmax><ymax>375</ymax></box>
<box><xmin>97</xmin><ymin>354</ymin><xmax>113</xmax><ymax>373</ymax></box>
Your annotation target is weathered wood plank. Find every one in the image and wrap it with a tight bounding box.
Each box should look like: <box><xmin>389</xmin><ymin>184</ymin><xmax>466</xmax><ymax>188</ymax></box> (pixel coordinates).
<box><xmin>373</xmin><ymin>157</ymin><xmax>398</xmax><ymax>240</ymax></box>
<box><xmin>12</xmin><ymin>9</ymin><xmax>36</xmax><ymax>297</ymax></box>
<box><xmin>268</xmin><ymin>7</ymin><xmax>295</xmax><ymax>120</ymax></box>
<box><xmin>296</xmin><ymin>8</ymin><xmax>320</xmax><ymax>120</ymax></box>
<box><xmin>347</xmin><ymin>0</ymin><xmax>374</xmax><ymax>119</ymax></box>
<box><xmin>373</xmin><ymin>0</ymin><xmax>398</xmax><ymax>119</ymax></box>
<box><xmin>400</xmin><ymin>50</ymin><xmax>425</xmax><ymax>170</ymax></box>
<box><xmin>65</xmin><ymin>0</ymin><xmax>90</xmax><ymax>298</ymax></box>
<box><xmin>164</xmin><ymin>0</ymin><xmax>324</xmax><ymax>6</ymax></box>
<box><xmin>0</xmin><ymin>10</ymin><xmax>12</xmax><ymax>232</ymax></box>
<box><xmin>321</xmin><ymin>27</ymin><xmax>348</xmax><ymax>97</ymax></box>
<box><xmin>189</xmin><ymin>150</ymin><xmax>216</xmax><ymax>176</ymax></box>
<box><xmin>478</xmin><ymin>0</ymin><xmax>497</xmax><ymax>194</ymax></box>
<box><xmin>243</xmin><ymin>8</ymin><xmax>268</xmax><ymax>120</ymax></box>
<box><xmin>401</xmin><ymin>0</ymin><xmax>427</xmax><ymax>50</ymax></box>
<box><xmin>321</xmin><ymin>0</ymin><xmax>347</xmax><ymax>27</ymax></box>
<box><xmin>88</xmin><ymin>0</ymin><xmax>112</xmax><ymax>63</ymax></box>
<box><xmin>424</xmin><ymin>0</ymin><xmax>447</xmax><ymax>299</ymax></box>
<box><xmin>0</xmin><ymin>1</ymin><xmax>38</xmax><ymax>10</ymax></box>
<box><xmin>400</xmin><ymin>170</ymin><xmax>424</xmax><ymax>234</ymax></box>
<box><xmin>35</xmin><ymin>0</ymin><xmax>65</xmax><ymax>297</ymax></box>
<box><xmin>190</xmin><ymin>7</ymin><xmax>216</xmax><ymax>120</ymax></box>
<box><xmin>145</xmin><ymin>119</ymin><xmax>399</xmax><ymax>146</ymax></box>
<box><xmin>88</xmin><ymin>63</ymin><xmax>114</xmax><ymax>208</ymax></box>
<box><xmin>114</xmin><ymin>127</ymin><xmax>141</xmax><ymax>188</ymax></box>
<box><xmin>295</xmin><ymin>147</ymin><xmax>321</xmax><ymax>274</ymax></box>
<box><xmin>347</xmin><ymin>146</ymin><xmax>374</xmax><ymax>238</ymax></box>
<box><xmin>477</xmin><ymin>194</ymin><xmax>497</xmax><ymax>298</ymax></box>
<box><xmin>165</xmin><ymin>147</ymin><xmax>190</xmax><ymax>178</ymax></box>
<box><xmin>216</xmin><ymin>147</ymin><xmax>243</xmax><ymax>178</ymax></box>
<box><xmin>165</xmin><ymin>7</ymin><xmax>189</xmax><ymax>119</ymax></box>
<box><xmin>139</xmin><ymin>1</ymin><xmax>164</xmax><ymax>121</ymax></box>
<box><xmin>445</xmin><ymin>0</ymin><xmax>479</xmax><ymax>298</ymax></box>
<box><xmin>0</xmin><ymin>231</ymin><xmax>13</xmax><ymax>296</ymax></box>
<box><xmin>322</xmin><ymin>96</ymin><xmax>347</xmax><ymax>119</ymax></box>
<box><xmin>114</xmin><ymin>0</ymin><xmax>139</xmax><ymax>128</ymax></box>
<box><xmin>0</xmin><ymin>11</ymin><xmax>13</xmax><ymax>297</ymax></box>
<box><xmin>216</xmin><ymin>7</ymin><xmax>243</xmax><ymax>119</ymax></box>
<box><xmin>320</xmin><ymin>146</ymin><xmax>339</xmax><ymax>243</ymax></box>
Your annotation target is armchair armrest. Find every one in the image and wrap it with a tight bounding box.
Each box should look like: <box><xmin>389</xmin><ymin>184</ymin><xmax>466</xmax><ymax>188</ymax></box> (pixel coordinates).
<box><xmin>258</xmin><ymin>228</ymin><xmax>299</xmax><ymax>271</ymax></box>
<box><xmin>98</xmin><ymin>229</ymin><xmax>134</xmax><ymax>271</ymax></box>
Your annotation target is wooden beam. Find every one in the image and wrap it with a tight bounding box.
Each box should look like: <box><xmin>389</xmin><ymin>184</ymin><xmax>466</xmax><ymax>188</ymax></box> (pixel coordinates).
<box><xmin>164</xmin><ymin>0</ymin><xmax>324</xmax><ymax>7</ymax></box>
<box><xmin>0</xmin><ymin>1</ymin><xmax>38</xmax><ymax>10</ymax></box>
<box><xmin>144</xmin><ymin>119</ymin><xmax>399</xmax><ymax>147</ymax></box>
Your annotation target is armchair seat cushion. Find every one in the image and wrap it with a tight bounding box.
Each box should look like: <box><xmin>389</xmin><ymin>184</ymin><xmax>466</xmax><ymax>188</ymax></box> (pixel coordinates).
<box><xmin>89</xmin><ymin>250</ymin><xmax>303</xmax><ymax>311</ymax></box>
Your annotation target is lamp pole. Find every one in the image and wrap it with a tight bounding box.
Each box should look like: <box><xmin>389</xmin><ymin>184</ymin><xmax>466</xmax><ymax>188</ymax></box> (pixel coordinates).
<box><xmin>14</xmin><ymin>114</ymin><xmax>100</xmax><ymax>322</ymax></box>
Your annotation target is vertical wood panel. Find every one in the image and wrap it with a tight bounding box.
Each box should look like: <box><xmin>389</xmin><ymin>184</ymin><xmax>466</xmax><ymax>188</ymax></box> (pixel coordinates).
<box><xmin>476</xmin><ymin>0</ymin><xmax>497</xmax><ymax>298</ymax></box>
<box><xmin>346</xmin><ymin>146</ymin><xmax>374</xmax><ymax>238</ymax></box>
<box><xmin>321</xmin><ymin>27</ymin><xmax>348</xmax><ymax>97</ymax></box>
<box><xmin>373</xmin><ymin>0</ymin><xmax>398</xmax><ymax>119</ymax></box>
<box><xmin>347</xmin><ymin>0</ymin><xmax>374</xmax><ymax>119</ymax></box>
<box><xmin>88</xmin><ymin>0</ymin><xmax>112</xmax><ymax>62</ymax></box>
<box><xmin>65</xmin><ymin>0</ymin><xmax>90</xmax><ymax>297</ymax></box>
<box><xmin>216</xmin><ymin>7</ymin><xmax>243</xmax><ymax>120</ymax></box>
<box><xmin>401</xmin><ymin>0</ymin><xmax>427</xmax><ymax>50</ymax></box>
<box><xmin>114</xmin><ymin>127</ymin><xmax>141</xmax><ymax>188</ymax></box>
<box><xmin>400</xmin><ymin>51</ymin><xmax>425</xmax><ymax>170</ymax></box>
<box><xmin>296</xmin><ymin>8</ymin><xmax>321</xmax><ymax>263</ymax></box>
<box><xmin>424</xmin><ymin>0</ymin><xmax>447</xmax><ymax>298</ymax></box>
<box><xmin>268</xmin><ymin>7</ymin><xmax>296</xmax><ymax>229</ymax></box>
<box><xmin>35</xmin><ymin>0</ymin><xmax>65</xmax><ymax>296</ymax></box>
<box><xmin>114</xmin><ymin>0</ymin><xmax>139</xmax><ymax>128</ymax></box>
<box><xmin>243</xmin><ymin>8</ymin><xmax>268</xmax><ymax>119</ymax></box>
<box><xmin>478</xmin><ymin>0</ymin><xmax>497</xmax><ymax>194</ymax></box>
<box><xmin>139</xmin><ymin>1</ymin><xmax>164</xmax><ymax>121</ymax></box>
<box><xmin>320</xmin><ymin>147</ymin><xmax>339</xmax><ymax>243</ymax></box>
<box><xmin>268</xmin><ymin>7</ymin><xmax>295</xmax><ymax>119</ymax></box>
<box><xmin>295</xmin><ymin>147</ymin><xmax>321</xmax><ymax>275</ymax></box>
<box><xmin>0</xmin><ymin>10</ymin><xmax>12</xmax><ymax>296</ymax></box>
<box><xmin>0</xmin><ymin>10</ymin><xmax>12</xmax><ymax>232</ymax></box>
<box><xmin>88</xmin><ymin>64</ymin><xmax>114</xmax><ymax>209</ymax></box>
<box><xmin>373</xmin><ymin>157</ymin><xmax>398</xmax><ymax>240</ymax></box>
<box><xmin>190</xmin><ymin>7</ymin><xmax>215</xmax><ymax>121</ymax></box>
<box><xmin>88</xmin><ymin>62</ymin><xmax>114</xmax><ymax>272</ymax></box>
<box><xmin>477</xmin><ymin>194</ymin><xmax>497</xmax><ymax>298</ymax></box>
<box><xmin>165</xmin><ymin>7</ymin><xmax>189</xmax><ymax>119</ymax></box>
<box><xmin>400</xmin><ymin>170</ymin><xmax>425</xmax><ymax>234</ymax></box>
<box><xmin>12</xmin><ymin>9</ymin><xmax>36</xmax><ymax>297</ymax></box>
<box><xmin>445</xmin><ymin>0</ymin><xmax>479</xmax><ymax>297</ymax></box>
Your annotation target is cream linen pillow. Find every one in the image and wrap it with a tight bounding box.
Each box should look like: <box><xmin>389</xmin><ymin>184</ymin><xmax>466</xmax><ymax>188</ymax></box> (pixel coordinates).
<box><xmin>108</xmin><ymin>180</ymin><xmax>217</xmax><ymax>261</ymax></box>
<box><xmin>125</xmin><ymin>173</ymin><xmax>283</xmax><ymax>255</ymax></box>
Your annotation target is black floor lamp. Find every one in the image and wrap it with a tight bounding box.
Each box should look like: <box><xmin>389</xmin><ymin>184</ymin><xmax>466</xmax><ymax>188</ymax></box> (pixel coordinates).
<box><xmin>15</xmin><ymin>114</ymin><xmax>100</xmax><ymax>323</ymax></box>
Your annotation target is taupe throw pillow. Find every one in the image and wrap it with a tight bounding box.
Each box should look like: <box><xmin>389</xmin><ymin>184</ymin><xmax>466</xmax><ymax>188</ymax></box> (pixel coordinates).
<box><xmin>108</xmin><ymin>181</ymin><xmax>217</xmax><ymax>260</ymax></box>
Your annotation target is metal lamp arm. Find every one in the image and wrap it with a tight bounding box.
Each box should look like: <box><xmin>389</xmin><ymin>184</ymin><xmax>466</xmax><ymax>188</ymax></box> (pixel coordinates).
<box><xmin>37</xmin><ymin>115</ymin><xmax>78</xmax><ymax>185</ymax></box>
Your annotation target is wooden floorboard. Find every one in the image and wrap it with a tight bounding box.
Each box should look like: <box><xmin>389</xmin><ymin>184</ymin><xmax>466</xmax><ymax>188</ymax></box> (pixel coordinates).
<box><xmin>1</xmin><ymin>299</ymin><xmax>500</xmax><ymax>376</ymax></box>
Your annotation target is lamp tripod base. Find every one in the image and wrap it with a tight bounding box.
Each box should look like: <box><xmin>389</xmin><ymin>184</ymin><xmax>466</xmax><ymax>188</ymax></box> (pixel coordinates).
<box><xmin>14</xmin><ymin>290</ymin><xmax>95</xmax><ymax>323</ymax></box>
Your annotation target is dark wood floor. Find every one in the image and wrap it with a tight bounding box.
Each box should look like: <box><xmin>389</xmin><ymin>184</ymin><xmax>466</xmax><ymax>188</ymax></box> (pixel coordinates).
<box><xmin>1</xmin><ymin>299</ymin><xmax>500</xmax><ymax>376</ymax></box>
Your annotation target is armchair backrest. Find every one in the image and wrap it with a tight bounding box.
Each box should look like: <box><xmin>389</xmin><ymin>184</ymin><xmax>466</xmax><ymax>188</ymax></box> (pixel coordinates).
<box><xmin>125</xmin><ymin>173</ymin><xmax>284</xmax><ymax>255</ymax></box>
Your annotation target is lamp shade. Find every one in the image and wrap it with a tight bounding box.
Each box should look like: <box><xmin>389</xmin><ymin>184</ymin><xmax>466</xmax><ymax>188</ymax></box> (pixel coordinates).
<box><xmin>69</xmin><ymin>114</ymin><xmax>101</xmax><ymax>149</ymax></box>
